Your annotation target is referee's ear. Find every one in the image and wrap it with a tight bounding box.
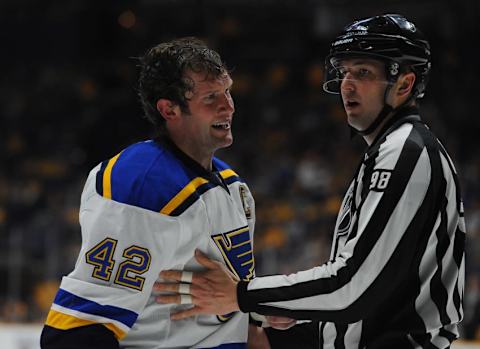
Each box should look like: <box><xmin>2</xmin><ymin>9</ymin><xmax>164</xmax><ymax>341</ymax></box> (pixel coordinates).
<box><xmin>396</xmin><ymin>72</ymin><xmax>416</xmax><ymax>98</ymax></box>
<box><xmin>156</xmin><ymin>99</ymin><xmax>181</xmax><ymax>121</ymax></box>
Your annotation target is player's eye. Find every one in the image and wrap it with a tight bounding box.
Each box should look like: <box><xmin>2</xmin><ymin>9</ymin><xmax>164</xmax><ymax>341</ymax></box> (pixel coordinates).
<box><xmin>204</xmin><ymin>93</ymin><xmax>217</xmax><ymax>102</ymax></box>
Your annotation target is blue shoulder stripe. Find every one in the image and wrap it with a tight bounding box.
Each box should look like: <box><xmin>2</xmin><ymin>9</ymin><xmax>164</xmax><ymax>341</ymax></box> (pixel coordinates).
<box><xmin>96</xmin><ymin>142</ymin><xmax>245</xmax><ymax>216</ymax></box>
<box><xmin>53</xmin><ymin>288</ymin><xmax>138</xmax><ymax>328</ymax></box>
<box><xmin>96</xmin><ymin>141</ymin><xmax>196</xmax><ymax>213</ymax></box>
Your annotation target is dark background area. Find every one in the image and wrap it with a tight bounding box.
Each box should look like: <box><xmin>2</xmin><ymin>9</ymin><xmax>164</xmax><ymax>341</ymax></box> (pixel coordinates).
<box><xmin>1</xmin><ymin>0</ymin><xmax>479</xmax><ymax>340</ymax></box>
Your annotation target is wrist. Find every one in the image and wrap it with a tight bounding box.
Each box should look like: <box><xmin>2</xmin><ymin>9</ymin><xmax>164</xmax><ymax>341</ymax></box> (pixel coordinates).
<box><xmin>236</xmin><ymin>280</ymin><xmax>251</xmax><ymax>313</ymax></box>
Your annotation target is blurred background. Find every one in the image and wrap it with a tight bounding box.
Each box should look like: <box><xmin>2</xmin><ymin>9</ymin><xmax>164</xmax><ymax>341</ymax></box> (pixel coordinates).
<box><xmin>1</xmin><ymin>0</ymin><xmax>479</xmax><ymax>347</ymax></box>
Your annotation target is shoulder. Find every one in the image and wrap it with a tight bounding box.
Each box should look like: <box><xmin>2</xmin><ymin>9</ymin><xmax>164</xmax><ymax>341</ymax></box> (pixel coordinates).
<box><xmin>378</xmin><ymin>120</ymin><xmax>441</xmax><ymax>155</ymax></box>
<box><xmin>371</xmin><ymin>121</ymin><xmax>437</xmax><ymax>171</ymax></box>
<box><xmin>94</xmin><ymin>140</ymin><xmax>197</xmax><ymax>214</ymax></box>
<box><xmin>389</xmin><ymin>121</ymin><xmax>439</xmax><ymax>151</ymax></box>
<box><xmin>213</xmin><ymin>157</ymin><xmax>245</xmax><ymax>185</ymax></box>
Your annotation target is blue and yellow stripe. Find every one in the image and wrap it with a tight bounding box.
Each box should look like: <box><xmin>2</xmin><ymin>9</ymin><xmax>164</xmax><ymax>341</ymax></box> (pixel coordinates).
<box><xmin>94</xmin><ymin>142</ymin><xmax>245</xmax><ymax>216</ymax></box>
<box><xmin>219</xmin><ymin>169</ymin><xmax>242</xmax><ymax>185</ymax></box>
<box><xmin>46</xmin><ymin>288</ymin><xmax>137</xmax><ymax>339</ymax></box>
<box><xmin>160</xmin><ymin>177</ymin><xmax>209</xmax><ymax>215</ymax></box>
<box><xmin>102</xmin><ymin>152</ymin><xmax>122</xmax><ymax>199</ymax></box>
<box><xmin>46</xmin><ymin>309</ymin><xmax>127</xmax><ymax>339</ymax></box>
<box><xmin>158</xmin><ymin>169</ymin><xmax>242</xmax><ymax>216</ymax></box>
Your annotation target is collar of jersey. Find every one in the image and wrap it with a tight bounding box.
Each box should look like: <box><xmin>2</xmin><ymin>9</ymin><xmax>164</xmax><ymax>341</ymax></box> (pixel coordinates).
<box><xmin>157</xmin><ymin>137</ymin><xmax>228</xmax><ymax>191</ymax></box>
<box><xmin>369</xmin><ymin>105</ymin><xmax>421</xmax><ymax>149</ymax></box>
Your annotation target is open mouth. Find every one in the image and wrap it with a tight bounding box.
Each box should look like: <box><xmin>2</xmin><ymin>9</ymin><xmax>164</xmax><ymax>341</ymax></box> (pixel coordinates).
<box><xmin>345</xmin><ymin>101</ymin><xmax>359</xmax><ymax>108</ymax></box>
<box><xmin>212</xmin><ymin>122</ymin><xmax>231</xmax><ymax>130</ymax></box>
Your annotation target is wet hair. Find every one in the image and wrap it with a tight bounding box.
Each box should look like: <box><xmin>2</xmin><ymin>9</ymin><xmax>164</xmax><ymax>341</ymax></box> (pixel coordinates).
<box><xmin>137</xmin><ymin>37</ymin><xmax>228</xmax><ymax>137</ymax></box>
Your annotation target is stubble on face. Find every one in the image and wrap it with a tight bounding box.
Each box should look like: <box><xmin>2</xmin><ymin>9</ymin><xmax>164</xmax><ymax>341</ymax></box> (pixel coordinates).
<box><xmin>176</xmin><ymin>71</ymin><xmax>234</xmax><ymax>166</ymax></box>
<box><xmin>339</xmin><ymin>60</ymin><xmax>388</xmax><ymax>132</ymax></box>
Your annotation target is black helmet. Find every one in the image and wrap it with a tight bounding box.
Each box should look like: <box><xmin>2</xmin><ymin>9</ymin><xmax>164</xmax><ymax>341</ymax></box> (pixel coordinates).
<box><xmin>323</xmin><ymin>14</ymin><xmax>431</xmax><ymax>99</ymax></box>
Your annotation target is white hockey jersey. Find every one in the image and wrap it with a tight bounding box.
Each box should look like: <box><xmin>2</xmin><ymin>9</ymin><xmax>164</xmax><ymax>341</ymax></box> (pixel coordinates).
<box><xmin>43</xmin><ymin>139</ymin><xmax>256</xmax><ymax>349</ymax></box>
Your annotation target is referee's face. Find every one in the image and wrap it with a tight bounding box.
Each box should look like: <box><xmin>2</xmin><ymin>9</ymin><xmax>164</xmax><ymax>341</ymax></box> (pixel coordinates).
<box><xmin>339</xmin><ymin>58</ymin><xmax>388</xmax><ymax>132</ymax></box>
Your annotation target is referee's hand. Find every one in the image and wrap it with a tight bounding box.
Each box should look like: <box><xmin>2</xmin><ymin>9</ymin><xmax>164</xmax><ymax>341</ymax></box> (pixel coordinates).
<box><xmin>154</xmin><ymin>249</ymin><xmax>240</xmax><ymax>320</ymax></box>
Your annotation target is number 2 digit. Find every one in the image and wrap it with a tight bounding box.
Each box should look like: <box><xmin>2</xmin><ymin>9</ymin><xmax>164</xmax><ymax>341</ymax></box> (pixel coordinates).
<box><xmin>115</xmin><ymin>246</ymin><xmax>151</xmax><ymax>290</ymax></box>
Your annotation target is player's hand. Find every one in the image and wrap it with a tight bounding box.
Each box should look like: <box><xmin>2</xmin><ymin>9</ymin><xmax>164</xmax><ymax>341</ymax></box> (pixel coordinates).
<box><xmin>154</xmin><ymin>249</ymin><xmax>240</xmax><ymax>320</ymax></box>
<box><xmin>266</xmin><ymin>316</ymin><xmax>297</xmax><ymax>330</ymax></box>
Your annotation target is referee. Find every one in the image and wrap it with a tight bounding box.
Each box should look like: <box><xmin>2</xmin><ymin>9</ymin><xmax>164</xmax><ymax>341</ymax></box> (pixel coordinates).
<box><xmin>156</xmin><ymin>14</ymin><xmax>465</xmax><ymax>349</ymax></box>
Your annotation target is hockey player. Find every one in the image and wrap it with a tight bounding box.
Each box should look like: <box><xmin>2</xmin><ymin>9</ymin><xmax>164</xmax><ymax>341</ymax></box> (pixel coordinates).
<box><xmin>41</xmin><ymin>37</ymin><xmax>263</xmax><ymax>349</ymax></box>
<box><xmin>155</xmin><ymin>15</ymin><xmax>466</xmax><ymax>349</ymax></box>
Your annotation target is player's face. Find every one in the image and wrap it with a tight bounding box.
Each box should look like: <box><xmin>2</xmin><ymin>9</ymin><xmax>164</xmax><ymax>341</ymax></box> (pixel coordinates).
<box><xmin>181</xmin><ymin>71</ymin><xmax>235</xmax><ymax>154</ymax></box>
<box><xmin>339</xmin><ymin>58</ymin><xmax>389</xmax><ymax>132</ymax></box>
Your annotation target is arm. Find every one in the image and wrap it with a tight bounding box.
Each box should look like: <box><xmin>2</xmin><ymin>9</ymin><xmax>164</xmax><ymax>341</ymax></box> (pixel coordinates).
<box><xmin>41</xmin><ymin>323</ymin><xmax>119</xmax><ymax>349</ymax></box>
<box><xmin>237</xmin><ymin>127</ymin><xmax>433</xmax><ymax>321</ymax></box>
<box><xmin>157</xmin><ymin>125</ymin><xmax>435</xmax><ymax>322</ymax></box>
<box><xmin>42</xmin><ymin>168</ymin><xmax>185</xmax><ymax>348</ymax></box>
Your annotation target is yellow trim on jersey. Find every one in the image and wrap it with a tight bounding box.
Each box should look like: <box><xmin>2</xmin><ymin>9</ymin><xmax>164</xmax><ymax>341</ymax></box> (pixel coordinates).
<box><xmin>46</xmin><ymin>309</ymin><xmax>126</xmax><ymax>339</ymax></box>
<box><xmin>219</xmin><ymin>169</ymin><xmax>238</xmax><ymax>180</ymax></box>
<box><xmin>103</xmin><ymin>152</ymin><xmax>122</xmax><ymax>199</ymax></box>
<box><xmin>160</xmin><ymin>177</ymin><xmax>209</xmax><ymax>215</ymax></box>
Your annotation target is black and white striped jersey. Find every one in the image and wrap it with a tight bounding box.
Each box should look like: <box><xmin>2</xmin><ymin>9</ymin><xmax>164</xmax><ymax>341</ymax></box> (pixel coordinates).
<box><xmin>238</xmin><ymin>107</ymin><xmax>465</xmax><ymax>349</ymax></box>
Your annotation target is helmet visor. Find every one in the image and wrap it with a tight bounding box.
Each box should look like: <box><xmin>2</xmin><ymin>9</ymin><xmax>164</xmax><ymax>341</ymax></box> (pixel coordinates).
<box><xmin>323</xmin><ymin>57</ymin><xmax>392</xmax><ymax>94</ymax></box>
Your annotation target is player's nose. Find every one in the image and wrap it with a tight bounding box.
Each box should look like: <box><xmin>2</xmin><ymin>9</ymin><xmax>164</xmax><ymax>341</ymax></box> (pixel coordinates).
<box><xmin>219</xmin><ymin>93</ymin><xmax>235</xmax><ymax>114</ymax></box>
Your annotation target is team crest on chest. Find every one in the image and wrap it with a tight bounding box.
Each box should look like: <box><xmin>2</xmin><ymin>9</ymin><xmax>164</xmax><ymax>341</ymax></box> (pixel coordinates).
<box><xmin>212</xmin><ymin>225</ymin><xmax>254</xmax><ymax>322</ymax></box>
<box><xmin>212</xmin><ymin>226</ymin><xmax>254</xmax><ymax>281</ymax></box>
<box><xmin>239</xmin><ymin>185</ymin><xmax>252</xmax><ymax>219</ymax></box>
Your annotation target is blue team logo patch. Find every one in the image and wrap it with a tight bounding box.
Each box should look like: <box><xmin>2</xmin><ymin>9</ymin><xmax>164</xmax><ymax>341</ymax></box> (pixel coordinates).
<box><xmin>212</xmin><ymin>226</ymin><xmax>255</xmax><ymax>322</ymax></box>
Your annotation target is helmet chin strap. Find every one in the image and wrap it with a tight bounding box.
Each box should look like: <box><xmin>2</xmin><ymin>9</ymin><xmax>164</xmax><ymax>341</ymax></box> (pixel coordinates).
<box><xmin>343</xmin><ymin>61</ymin><xmax>419</xmax><ymax>138</ymax></box>
<box><xmin>355</xmin><ymin>103</ymin><xmax>393</xmax><ymax>136</ymax></box>
<box><xmin>346</xmin><ymin>83</ymin><xmax>394</xmax><ymax>137</ymax></box>
<box><xmin>348</xmin><ymin>77</ymin><xmax>417</xmax><ymax>137</ymax></box>
<box><xmin>350</xmin><ymin>94</ymin><xmax>417</xmax><ymax>137</ymax></box>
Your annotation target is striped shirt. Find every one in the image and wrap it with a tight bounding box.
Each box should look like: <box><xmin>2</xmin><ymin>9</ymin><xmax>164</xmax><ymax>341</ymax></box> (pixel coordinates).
<box><xmin>238</xmin><ymin>107</ymin><xmax>465</xmax><ymax>348</ymax></box>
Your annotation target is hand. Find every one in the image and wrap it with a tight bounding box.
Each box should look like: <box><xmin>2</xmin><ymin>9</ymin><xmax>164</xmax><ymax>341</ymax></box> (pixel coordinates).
<box><xmin>266</xmin><ymin>316</ymin><xmax>297</xmax><ymax>330</ymax></box>
<box><xmin>154</xmin><ymin>249</ymin><xmax>240</xmax><ymax>320</ymax></box>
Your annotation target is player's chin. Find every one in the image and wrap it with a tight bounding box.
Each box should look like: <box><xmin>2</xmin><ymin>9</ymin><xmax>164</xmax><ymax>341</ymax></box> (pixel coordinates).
<box><xmin>216</xmin><ymin>134</ymin><xmax>233</xmax><ymax>148</ymax></box>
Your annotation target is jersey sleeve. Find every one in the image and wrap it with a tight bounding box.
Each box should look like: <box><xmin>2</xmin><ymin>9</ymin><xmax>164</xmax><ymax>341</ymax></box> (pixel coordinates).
<box><xmin>237</xmin><ymin>123</ymin><xmax>443</xmax><ymax>323</ymax></box>
<box><xmin>42</xmin><ymin>165</ymin><xmax>189</xmax><ymax>346</ymax></box>
<box><xmin>41</xmin><ymin>323</ymin><xmax>119</xmax><ymax>349</ymax></box>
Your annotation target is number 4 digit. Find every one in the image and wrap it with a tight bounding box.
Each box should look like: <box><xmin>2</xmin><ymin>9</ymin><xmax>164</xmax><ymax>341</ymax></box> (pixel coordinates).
<box><xmin>85</xmin><ymin>238</ymin><xmax>151</xmax><ymax>291</ymax></box>
<box><xmin>85</xmin><ymin>238</ymin><xmax>117</xmax><ymax>281</ymax></box>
